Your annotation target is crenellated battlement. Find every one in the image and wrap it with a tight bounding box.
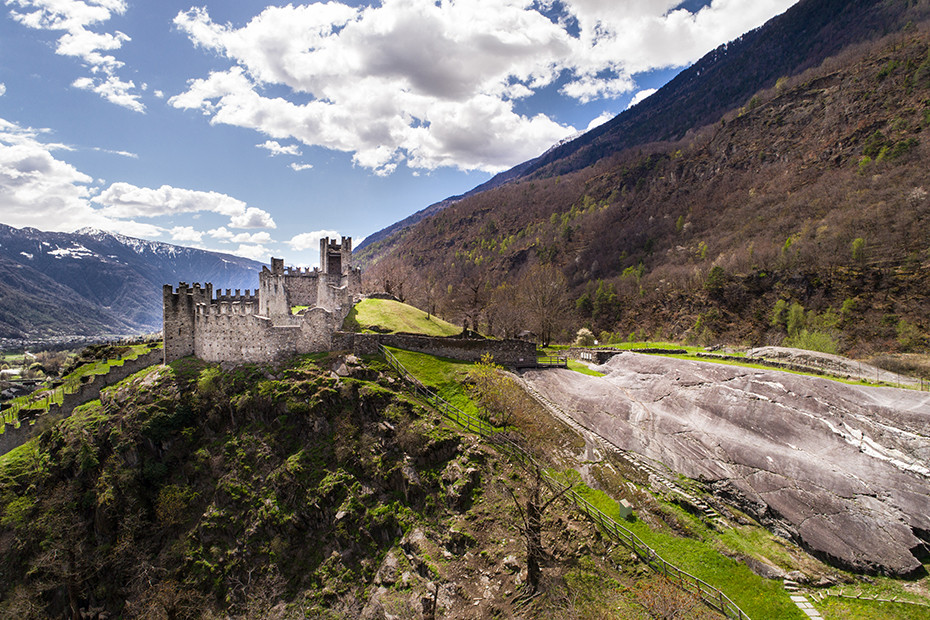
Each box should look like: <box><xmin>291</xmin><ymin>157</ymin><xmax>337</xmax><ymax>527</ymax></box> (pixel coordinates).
<box><xmin>281</xmin><ymin>266</ymin><xmax>320</xmax><ymax>276</ymax></box>
<box><xmin>164</xmin><ymin>282</ymin><xmax>213</xmax><ymax>299</ymax></box>
<box><xmin>214</xmin><ymin>288</ymin><xmax>256</xmax><ymax>302</ymax></box>
<box><xmin>195</xmin><ymin>301</ymin><xmax>256</xmax><ymax>316</ymax></box>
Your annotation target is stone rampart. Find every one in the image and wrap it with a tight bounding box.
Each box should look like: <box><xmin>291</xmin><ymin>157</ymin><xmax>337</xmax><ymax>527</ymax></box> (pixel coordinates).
<box><xmin>333</xmin><ymin>332</ymin><xmax>537</xmax><ymax>366</ymax></box>
<box><xmin>0</xmin><ymin>348</ymin><xmax>164</xmax><ymax>456</ymax></box>
<box><xmin>190</xmin><ymin>306</ymin><xmax>350</xmax><ymax>363</ymax></box>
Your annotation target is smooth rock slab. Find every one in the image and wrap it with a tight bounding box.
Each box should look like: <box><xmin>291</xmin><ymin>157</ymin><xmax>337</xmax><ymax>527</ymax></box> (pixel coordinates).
<box><xmin>522</xmin><ymin>352</ymin><xmax>930</xmax><ymax>575</ymax></box>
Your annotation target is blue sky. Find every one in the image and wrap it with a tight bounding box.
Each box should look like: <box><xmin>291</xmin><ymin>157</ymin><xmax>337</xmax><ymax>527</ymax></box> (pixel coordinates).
<box><xmin>0</xmin><ymin>0</ymin><xmax>798</xmax><ymax>266</ymax></box>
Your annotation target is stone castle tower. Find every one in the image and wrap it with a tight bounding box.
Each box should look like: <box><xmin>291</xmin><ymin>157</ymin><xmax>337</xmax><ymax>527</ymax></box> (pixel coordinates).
<box><xmin>163</xmin><ymin>237</ymin><xmax>361</xmax><ymax>363</ymax></box>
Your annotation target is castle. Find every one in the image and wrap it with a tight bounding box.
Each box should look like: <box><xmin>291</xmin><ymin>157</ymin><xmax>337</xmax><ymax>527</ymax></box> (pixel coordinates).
<box><xmin>163</xmin><ymin>237</ymin><xmax>362</xmax><ymax>363</ymax></box>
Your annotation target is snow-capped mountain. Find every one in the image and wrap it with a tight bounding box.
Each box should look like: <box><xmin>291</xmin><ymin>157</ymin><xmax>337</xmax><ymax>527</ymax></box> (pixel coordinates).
<box><xmin>0</xmin><ymin>224</ymin><xmax>262</xmax><ymax>346</ymax></box>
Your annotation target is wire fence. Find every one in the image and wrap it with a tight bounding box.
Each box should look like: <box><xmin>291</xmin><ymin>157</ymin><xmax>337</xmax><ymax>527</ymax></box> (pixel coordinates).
<box><xmin>380</xmin><ymin>345</ymin><xmax>751</xmax><ymax>620</ymax></box>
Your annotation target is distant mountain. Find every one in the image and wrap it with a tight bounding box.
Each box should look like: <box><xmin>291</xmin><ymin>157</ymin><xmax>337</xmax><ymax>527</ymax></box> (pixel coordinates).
<box><xmin>362</xmin><ymin>0</ymin><xmax>930</xmax><ymax>355</ymax></box>
<box><xmin>359</xmin><ymin>0</ymin><xmax>930</xmax><ymax>266</ymax></box>
<box><xmin>0</xmin><ymin>224</ymin><xmax>262</xmax><ymax>346</ymax></box>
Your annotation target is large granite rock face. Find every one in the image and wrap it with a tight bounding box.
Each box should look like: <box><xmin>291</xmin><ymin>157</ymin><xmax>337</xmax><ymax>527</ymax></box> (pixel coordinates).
<box><xmin>522</xmin><ymin>353</ymin><xmax>930</xmax><ymax>576</ymax></box>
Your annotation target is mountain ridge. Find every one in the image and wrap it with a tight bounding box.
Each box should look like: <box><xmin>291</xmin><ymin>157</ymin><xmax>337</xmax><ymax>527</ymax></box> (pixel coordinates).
<box><xmin>0</xmin><ymin>224</ymin><xmax>262</xmax><ymax>346</ymax></box>
<box><xmin>358</xmin><ymin>0</ymin><xmax>930</xmax><ymax>266</ymax></box>
<box><xmin>362</xmin><ymin>3</ymin><xmax>930</xmax><ymax>355</ymax></box>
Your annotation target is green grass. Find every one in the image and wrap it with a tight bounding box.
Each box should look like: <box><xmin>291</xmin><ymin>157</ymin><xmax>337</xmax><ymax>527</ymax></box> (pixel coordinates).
<box><xmin>817</xmin><ymin>596</ymin><xmax>930</xmax><ymax>619</ymax></box>
<box><xmin>385</xmin><ymin>347</ymin><xmax>480</xmax><ymax>417</ymax></box>
<box><xmin>388</xmin><ymin>350</ymin><xmax>798</xmax><ymax>618</ymax></box>
<box><xmin>549</xmin><ymin>341</ymin><xmax>704</xmax><ymax>353</ymax></box>
<box><xmin>566</xmin><ymin>360</ymin><xmax>604</xmax><ymax>376</ymax></box>
<box><xmin>2</xmin><ymin>343</ymin><xmax>162</xmax><ymax>425</ymax></box>
<box><xmin>562</xmin><ymin>477</ymin><xmax>804</xmax><ymax>619</ymax></box>
<box><xmin>291</xmin><ymin>305</ymin><xmax>309</xmax><ymax>314</ymax></box>
<box><xmin>345</xmin><ymin>299</ymin><xmax>460</xmax><ymax>336</ymax></box>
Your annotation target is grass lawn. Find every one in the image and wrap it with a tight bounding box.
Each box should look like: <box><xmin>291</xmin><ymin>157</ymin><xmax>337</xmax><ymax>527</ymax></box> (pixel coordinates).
<box><xmin>562</xmin><ymin>477</ymin><xmax>805</xmax><ymax>619</ymax></box>
<box><xmin>566</xmin><ymin>359</ymin><xmax>604</xmax><ymax>376</ymax></box>
<box><xmin>385</xmin><ymin>347</ymin><xmax>480</xmax><ymax>417</ymax></box>
<box><xmin>345</xmin><ymin>298</ymin><xmax>461</xmax><ymax>336</ymax></box>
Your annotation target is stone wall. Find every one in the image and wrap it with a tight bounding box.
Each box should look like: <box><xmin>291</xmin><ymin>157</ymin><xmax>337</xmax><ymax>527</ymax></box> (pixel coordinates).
<box><xmin>0</xmin><ymin>348</ymin><xmax>164</xmax><ymax>456</ymax></box>
<box><xmin>334</xmin><ymin>332</ymin><xmax>537</xmax><ymax>366</ymax></box>
<box><xmin>190</xmin><ymin>305</ymin><xmax>352</xmax><ymax>363</ymax></box>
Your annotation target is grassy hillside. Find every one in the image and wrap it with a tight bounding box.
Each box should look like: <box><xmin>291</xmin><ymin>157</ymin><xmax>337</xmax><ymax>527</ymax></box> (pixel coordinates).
<box><xmin>2</xmin><ymin>352</ymin><xmax>717</xmax><ymax>619</ymax></box>
<box><xmin>3</xmin><ymin>341</ymin><xmax>928</xmax><ymax>617</ymax></box>
<box><xmin>344</xmin><ymin>298</ymin><xmax>461</xmax><ymax>336</ymax></box>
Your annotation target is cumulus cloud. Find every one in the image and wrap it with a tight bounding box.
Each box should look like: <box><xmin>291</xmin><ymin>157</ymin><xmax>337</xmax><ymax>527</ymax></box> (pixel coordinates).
<box><xmin>0</xmin><ymin>115</ymin><xmax>276</xmax><ymax>255</ymax></box>
<box><xmin>0</xmin><ymin>84</ymin><xmax>6</xmax><ymax>96</ymax></box>
<box><xmin>0</xmin><ymin>117</ymin><xmax>103</xmax><ymax>231</ymax></box>
<box><xmin>289</xmin><ymin>162</ymin><xmax>313</xmax><ymax>172</ymax></box>
<box><xmin>171</xmin><ymin>0</ymin><xmax>797</xmax><ymax>174</ymax></box>
<box><xmin>169</xmin><ymin>226</ymin><xmax>204</xmax><ymax>243</ymax></box>
<box><xmin>7</xmin><ymin>0</ymin><xmax>143</xmax><ymax>111</ymax></box>
<box><xmin>627</xmin><ymin>88</ymin><xmax>658</xmax><ymax>109</ymax></box>
<box><xmin>94</xmin><ymin>182</ymin><xmax>276</xmax><ymax>229</ymax></box>
<box><xmin>231</xmin><ymin>243</ymin><xmax>271</xmax><ymax>261</ymax></box>
<box><xmin>287</xmin><ymin>229</ymin><xmax>341</xmax><ymax>257</ymax></box>
<box><xmin>585</xmin><ymin>111</ymin><xmax>615</xmax><ymax>131</ymax></box>
<box><xmin>257</xmin><ymin>140</ymin><xmax>302</xmax><ymax>157</ymax></box>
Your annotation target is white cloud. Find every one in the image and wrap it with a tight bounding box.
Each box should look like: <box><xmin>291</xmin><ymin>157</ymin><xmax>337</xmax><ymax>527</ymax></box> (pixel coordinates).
<box><xmin>94</xmin><ymin>182</ymin><xmax>276</xmax><ymax>229</ymax></box>
<box><xmin>92</xmin><ymin>146</ymin><xmax>137</xmax><ymax>158</ymax></box>
<box><xmin>73</xmin><ymin>75</ymin><xmax>143</xmax><ymax>113</ymax></box>
<box><xmin>208</xmin><ymin>226</ymin><xmax>233</xmax><ymax>240</ymax></box>
<box><xmin>288</xmin><ymin>229</ymin><xmax>341</xmax><ymax>257</ymax></box>
<box><xmin>0</xmin><ymin>116</ymin><xmax>277</xmax><ymax>248</ymax></box>
<box><xmin>229</xmin><ymin>207</ymin><xmax>275</xmax><ymax>229</ymax></box>
<box><xmin>229</xmin><ymin>231</ymin><xmax>272</xmax><ymax>244</ymax></box>
<box><xmin>8</xmin><ymin>0</ymin><xmax>143</xmax><ymax>111</ymax></box>
<box><xmin>0</xmin><ymin>84</ymin><xmax>6</xmax><ymax>96</ymax></box>
<box><xmin>289</xmin><ymin>162</ymin><xmax>313</xmax><ymax>172</ymax></box>
<box><xmin>585</xmin><ymin>111</ymin><xmax>615</xmax><ymax>131</ymax></box>
<box><xmin>171</xmin><ymin>0</ymin><xmax>797</xmax><ymax>174</ymax></box>
<box><xmin>231</xmin><ymin>243</ymin><xmax>270</xmax><ymax>261</ymax></box>
<box><xmin>627</xmin><ymin>88</ymin><xmax>658</xmax><ymax>109</ymax></box>
<box><xmin>169</xmin><ymin>226</ymin><xmax>204</xmax><ymax>243</ymax></box>
<box><xmin>257</xmin><ymin>140</ymin><xmax>302</xmax><ymax>157</ymax></box>
<box><xmin>0</xmin><ymin>118</ymin><xmax>103</xmax><ymax>231</ymax></box>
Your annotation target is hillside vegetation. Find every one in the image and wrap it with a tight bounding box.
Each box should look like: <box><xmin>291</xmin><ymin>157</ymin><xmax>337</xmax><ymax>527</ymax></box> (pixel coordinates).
<box><xmin>343</xmin><ymin>298</ymin><xmax>461</xmax><ymax>336</ymax></box>
<box><xmin>364</xmin><ymin>28</ymin><xmax>930</xmax><ymax>357</ymax></box>
<box><xmin>1</xmin><ymin>353</ymin><xmax>716</xmax><ymax>619</ymax></box>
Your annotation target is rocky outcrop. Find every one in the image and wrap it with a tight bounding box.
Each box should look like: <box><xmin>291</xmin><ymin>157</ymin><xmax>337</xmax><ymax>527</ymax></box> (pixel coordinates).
<box><xmin>522</xmin><ymin>352</ymin><xmax>930</xmax><ymax>576</ymax></box>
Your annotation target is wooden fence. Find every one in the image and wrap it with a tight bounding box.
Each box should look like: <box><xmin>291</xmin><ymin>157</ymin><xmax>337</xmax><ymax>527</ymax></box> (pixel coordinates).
<box><xmin>380</xmin><ymin>345</ymin><xmax>751</xmax><ymax>620</ymax></box>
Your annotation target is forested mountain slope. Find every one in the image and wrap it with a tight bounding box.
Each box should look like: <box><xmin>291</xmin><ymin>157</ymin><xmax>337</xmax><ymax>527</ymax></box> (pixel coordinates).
<box><xmin>357</xmin><ymin>0</ymin><xmax>930</xmax><ymax>266</ymax></box>
<box><xmin>365</xmin><ymin>23</ymin><xmax>930</xmax><ymax>355</ymax></box>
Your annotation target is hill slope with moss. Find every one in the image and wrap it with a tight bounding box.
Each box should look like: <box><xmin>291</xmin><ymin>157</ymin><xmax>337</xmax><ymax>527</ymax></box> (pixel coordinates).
<box><xmin>343</xmin><ymin>298</ymin><xmax>461</xmax><ymax>336</ymax></box>
<box><xmin>0</xmin><ymin>353</ymin><xmax>733</xmax><ymax>619</ymax></box>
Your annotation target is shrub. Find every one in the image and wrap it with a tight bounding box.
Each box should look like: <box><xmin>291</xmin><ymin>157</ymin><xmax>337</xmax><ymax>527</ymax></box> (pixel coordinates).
<box><xmin>851</xmin><ymin>237</ymin><xmax>866</xmax><ymax>263</ymax></box>
<box><xmin>786</xmin><ymin>329</ymin><xmax>838</xmax><ymax>355</ymax></box>
<box><xmin>704</xmin><ymin>265</ymin><xmax>727</xmax><ymax>296</ymax></box>
<box><xmin>862</xmin><ymin>131</ymin><xmax>888</xmax><ymax>158</ymax></box>
<box><xmin>896</xmin><ymin>319</ymin><xmax>924</xmax><ymax>350</ymax></box>
<box><xmin>574</xmin><ymin>328</ymin><xmax>595</xmax><ymax>347</ymax></box>
<box><xmin>786</xmin><ymin>302</ymin><xmax>806</xmax><ymax>337</ymax></box>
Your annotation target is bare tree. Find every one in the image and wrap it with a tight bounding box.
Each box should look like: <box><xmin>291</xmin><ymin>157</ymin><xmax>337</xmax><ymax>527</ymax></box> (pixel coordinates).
<box><xmin>506</xmin><ymin>467</ymin><xmax>573</xmax><ymax>594</ymax></box>
<box><xmin>517</xmin><ymin>263</ymin><xmax>569</xmax><ymax>345</ymax></box>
